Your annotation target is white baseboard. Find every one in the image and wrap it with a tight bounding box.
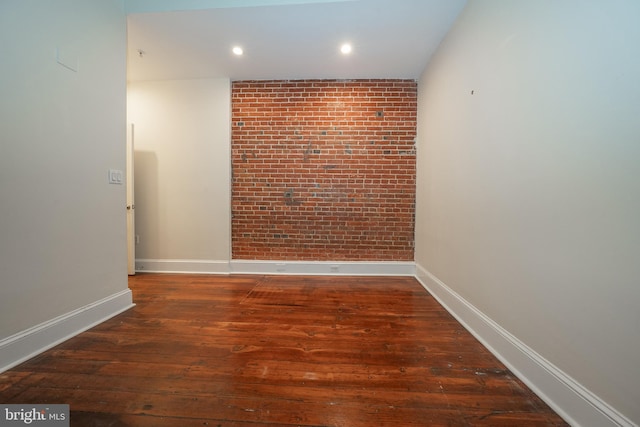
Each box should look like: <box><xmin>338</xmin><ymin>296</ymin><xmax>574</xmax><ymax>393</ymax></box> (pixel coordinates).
<box><xmin>135</xmin><ymin>259</ymin><xmax>415</xmax><ymax>276</ymax></box>
<box><xmin>0</xmin><ymin>289</ymin><xmax>134</xmax><ymax>374</ymax></box>
<box><xmin>135</xmin><ymin>259</ymin><xmax>230</xmax><ymax>274</ymax></box>
<box><xmin>415</xmin><ymin>264</ymin><xmax>635</xmax><ymax>427</ymax></box>
<box><xmin>230</xmin><ymin>260</ymin><xmax>415</xmax><ymax>276</ymax></box>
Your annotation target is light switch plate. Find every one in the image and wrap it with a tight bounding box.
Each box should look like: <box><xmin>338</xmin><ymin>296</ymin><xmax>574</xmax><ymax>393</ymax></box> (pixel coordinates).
<box><xmin>108</xmin><ymin>169</ymin><xmax>123</xmax><ymax>185</ymax></box>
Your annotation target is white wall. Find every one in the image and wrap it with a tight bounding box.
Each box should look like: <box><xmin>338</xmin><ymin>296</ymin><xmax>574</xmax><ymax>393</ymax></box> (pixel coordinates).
<box><xmin>127</xmin><ymin>79</ymin><xmax>231</xmax><ymax>272</ymax></box>
<box><xmin>0</xmin><ymin>1</ymin><xmax>131</xmax><ymax>346</ymax></box>
<box><xmin>416</xmin><ymin>0</ymin><xmax>640</xmax><ymax>425</ymax></box>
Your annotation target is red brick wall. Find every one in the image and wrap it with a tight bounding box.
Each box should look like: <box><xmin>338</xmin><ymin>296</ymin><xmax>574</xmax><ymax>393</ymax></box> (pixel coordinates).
<box><xmin>231</xmin><ymin>79</ymin><xmax>417</xmax><ymax>261</ymax></box>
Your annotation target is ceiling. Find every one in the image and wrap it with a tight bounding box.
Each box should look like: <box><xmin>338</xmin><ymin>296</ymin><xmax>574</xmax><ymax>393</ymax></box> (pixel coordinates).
<box><xmin>126</xmin><ymin>0</ymin><xmax>467</xmax><ymax>82</ymax></box>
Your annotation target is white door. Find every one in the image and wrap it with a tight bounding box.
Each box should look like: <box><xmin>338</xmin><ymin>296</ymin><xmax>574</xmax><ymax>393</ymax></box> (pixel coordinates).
<box><xmin>126</xmin><ymin>123</ymin><xmax>136</xmax><ymax>275</ymax></box>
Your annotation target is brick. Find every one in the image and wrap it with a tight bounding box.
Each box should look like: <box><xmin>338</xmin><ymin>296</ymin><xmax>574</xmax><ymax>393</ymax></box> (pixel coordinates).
<box><xmin>231</xmin><ymin>79</ymin><xmax>416</xmax><ymax>261</ymax></box>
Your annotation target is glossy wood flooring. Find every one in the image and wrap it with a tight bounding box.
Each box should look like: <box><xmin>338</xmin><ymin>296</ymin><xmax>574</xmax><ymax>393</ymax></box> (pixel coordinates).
<box><xmin>0</xmin><ymin>274</ymin><xmax>568</xmax><ymax>426</ymax></box>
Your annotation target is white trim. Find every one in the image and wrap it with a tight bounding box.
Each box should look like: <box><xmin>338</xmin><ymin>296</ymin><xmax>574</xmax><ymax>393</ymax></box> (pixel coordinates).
<box><xmin>230</xmin><ymin>260</ymin><xmax>415</xmax><ymax>276</ymax></box>
<box><xmin>135</xmin><ymin>259</ymin><xmax>230</xmax><ymax>274</ymax></box>
<box><xmin>415</xmin><ymin>263</ymin><xmax>635</xmax><ymax>427</ymax></box>
<box><xmin>134</xmin><ymin>259</ymin><xmax>416</xmax><ymax>276</ymax></box>
<box><xmin>0</xmin><ymin>289</ymin><xmax>134</xmax><ymax>374</ymax></box>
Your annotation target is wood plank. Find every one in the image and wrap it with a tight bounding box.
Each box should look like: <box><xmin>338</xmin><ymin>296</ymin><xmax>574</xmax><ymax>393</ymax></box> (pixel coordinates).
<box><xmin>0</xmin><ymin>274</ymin><xmax>568</xmax><ymax>426</ymax></box>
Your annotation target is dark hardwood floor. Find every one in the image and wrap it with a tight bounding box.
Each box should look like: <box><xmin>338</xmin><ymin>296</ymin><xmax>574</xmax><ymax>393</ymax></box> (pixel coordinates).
<box><xmin>0</xmin><ymin>274</ymin><xmax>568</xmax><ymax>426</ymax></box>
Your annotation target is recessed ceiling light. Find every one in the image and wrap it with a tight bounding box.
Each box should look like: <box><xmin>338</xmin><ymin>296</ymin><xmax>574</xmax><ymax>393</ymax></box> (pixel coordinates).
<box><xmin>232</xmin><ymin>46</ymin><xmax>243</xmax><ymax>56</ymax></box>
<box><xmin>340</xmin><ymin>43</ymin><xmax>352</xmax><ymax>55</ymax></box>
